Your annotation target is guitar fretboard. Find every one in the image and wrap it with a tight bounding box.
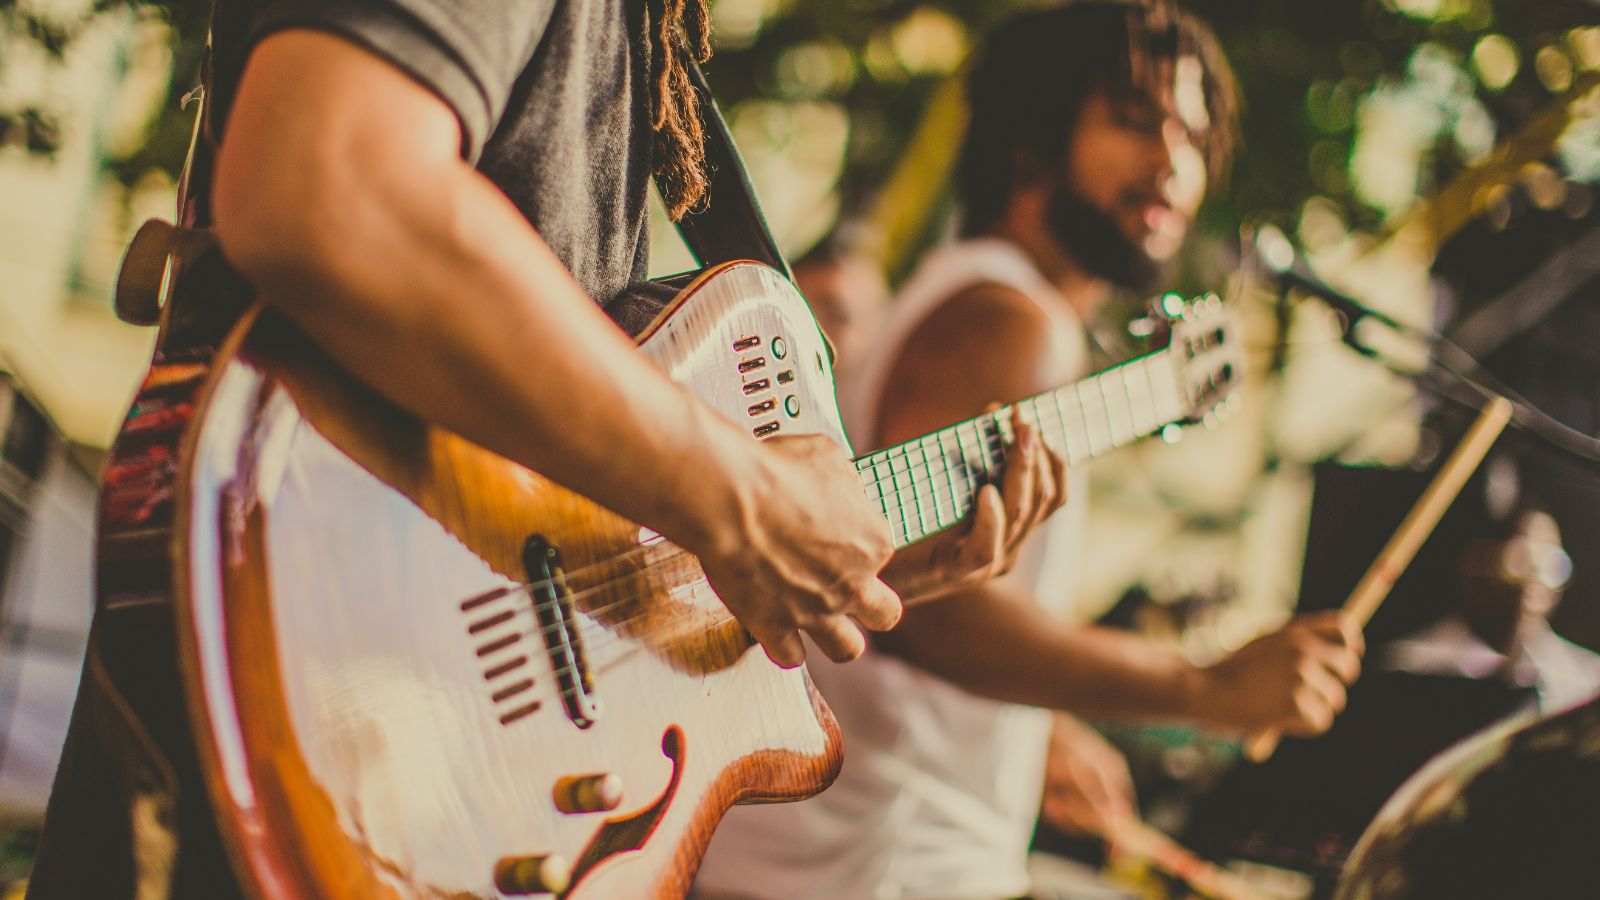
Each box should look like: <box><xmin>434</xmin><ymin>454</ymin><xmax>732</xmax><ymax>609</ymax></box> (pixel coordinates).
<box><xmin>853</xmin><ymin>348</ymin><xmax>1187</xmax><ymax>548</ymax></box>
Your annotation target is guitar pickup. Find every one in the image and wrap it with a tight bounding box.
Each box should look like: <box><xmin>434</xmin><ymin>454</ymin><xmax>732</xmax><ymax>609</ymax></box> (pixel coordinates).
<box><xmin>523</xmin><ymin>535</ymin><xmax>600</xmax><ymax>730</ymax></box>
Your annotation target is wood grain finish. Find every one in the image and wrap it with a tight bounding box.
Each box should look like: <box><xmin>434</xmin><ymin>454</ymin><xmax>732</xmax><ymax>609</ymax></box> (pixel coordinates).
<box><xmin>174</xmin><ymin>262</ymin><xmax>846</xmax><ymax>898</ymax></box>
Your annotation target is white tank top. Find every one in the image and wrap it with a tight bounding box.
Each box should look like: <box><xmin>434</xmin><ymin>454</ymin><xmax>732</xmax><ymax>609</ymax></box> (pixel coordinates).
<box><xmin>695</xmin><ymin>239</ymin><xmax>1090</xmax><ymax>900</ymax></box>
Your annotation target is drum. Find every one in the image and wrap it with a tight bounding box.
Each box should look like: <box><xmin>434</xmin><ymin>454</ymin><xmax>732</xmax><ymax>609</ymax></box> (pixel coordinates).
<box><xmin>1336</xmin><ymin>694</ymin><xmax>1600</xmax><ymax>899</ymax></box>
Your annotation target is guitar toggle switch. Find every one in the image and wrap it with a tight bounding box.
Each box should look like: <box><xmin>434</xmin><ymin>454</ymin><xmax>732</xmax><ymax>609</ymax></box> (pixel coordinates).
<box><xmin>494</xmin><ymin>853</ymin><xmax>571</xmax><ymax>896</ymax></box>
<box><xmin>552</xmin><ymin>772</ymin><xmax>624</xmax><ymax>814</ymax></box>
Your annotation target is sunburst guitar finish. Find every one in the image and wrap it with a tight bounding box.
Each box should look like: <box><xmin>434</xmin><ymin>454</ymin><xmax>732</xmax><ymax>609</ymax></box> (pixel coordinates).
<box><xmin>176</xmin><ymin>262</ymin><xmax>846</xmax><ymax>899</ymax></box>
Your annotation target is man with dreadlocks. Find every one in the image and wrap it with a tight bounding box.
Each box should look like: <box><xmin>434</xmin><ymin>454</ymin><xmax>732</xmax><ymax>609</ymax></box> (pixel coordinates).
<box><xmin>695</xmin><ymin>4</ymin><xmax>1363</xmax><ymax>898</ymax></box>
<box><xmin>28</xmin><ymin>2</ymin><xmax>1071</xmax><ymax>897</ymax></box>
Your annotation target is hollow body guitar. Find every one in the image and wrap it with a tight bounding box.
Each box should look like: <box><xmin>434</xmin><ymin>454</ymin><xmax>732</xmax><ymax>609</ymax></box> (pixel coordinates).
<box><xmin>165</xmin><ymin>260</ymin><xmax>1234</xmax><ymax>898</ymax></box>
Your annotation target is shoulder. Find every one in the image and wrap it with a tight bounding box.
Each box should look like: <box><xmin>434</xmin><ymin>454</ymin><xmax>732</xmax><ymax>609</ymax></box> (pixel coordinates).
<box><xmin>903</xmin><ymin>281</ymin><xmax>1081</xmax><ymax>394</ymax></box>
<box><xmin>870</xmin><ymin>281</ymin><xmax>1080</xmax><ymax>445</ymax></box>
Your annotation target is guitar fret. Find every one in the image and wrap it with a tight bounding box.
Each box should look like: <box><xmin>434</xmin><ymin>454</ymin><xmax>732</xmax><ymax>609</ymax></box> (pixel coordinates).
<box><xmin>886</xmin><ymin>452</ymin><xmax>913</xmax><ymax>543</ymax></box>
<box><xmin>869</xmin><ymin>453</ymin><xmax>898</xmax><ymax>547</ymax></box>
<box><xmin>1151</xmin><ymin>351</ymin><xmax>1186</xmax><ymax>424</ymax></box>
<box><xmin>906</xmin><ymin>446</ymin><xmax>925</xmax><ymax>539</ymax></box>
<box><xmin>974</xmin><ymin>419</ymin><xmax>997</xmax><ymax>481</ymax></box>
<box><xmin>939</xmin><ymin>429</ymin><xmax>967</xmax><ymax>522</ymax></box>
<box><xmin>1077</xmin><ymin>382</ymin><xmax>1107</xmax><ymax>455</ymax></box>
<box><xmin>1056</xmin><ymin>387</ymin><xmax>1088</xmax><ymax>464</ymax></box>
<box><xmin>853</xmin><ymin>334</ymin><xmax>1216</xmax><ymax>550</ymax></box>
<box><xmin>953</xmin><ymin>425</ymin><xmax>975</xmax><ymax>504</ymax></box>
<box><xmin>920</xmin><ymin>442</ymin><xmax>938</xmax><ymax>533</ymax></box>
<box><xmin>932</xmin><ymin>435</ymin><xmax>956</xmax><ymax>527</ymax></box>
<box><xmin>1126</xmin><ymin>365</ymin><xmax>1152</xmax><ymax>435</ymax></box>
<box><xmin>912</xmin><ymin>438</ymin><xmax>935</xmax><ymax>529</ymax></box>
<box><xmin>1125</xmin><ymin>359</ymin><xmax>1156</xmax><ymax>435</ymax></box>
<box><xmin>1101</xmin><ymin>371</ymin><xmax>1133</xmax><ymax>448</ymax></box>
<box><xmin>906</xmin><ymin>446</ymin><xmax>932</xmax><ymax>542</ymax></box>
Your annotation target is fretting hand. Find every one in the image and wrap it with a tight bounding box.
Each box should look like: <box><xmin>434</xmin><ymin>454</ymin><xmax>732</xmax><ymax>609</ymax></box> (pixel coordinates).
<box><xmin>881</xmin><ymin>407</ymin><xmax>1069</xmax><ymax>605</ymax></box>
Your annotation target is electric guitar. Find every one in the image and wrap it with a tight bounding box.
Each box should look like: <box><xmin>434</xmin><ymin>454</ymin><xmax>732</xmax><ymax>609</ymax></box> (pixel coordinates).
<box><xmin>102</xmin><ymin>247</ymin><xmax>1236</xmax><ymax>898</ymax></box>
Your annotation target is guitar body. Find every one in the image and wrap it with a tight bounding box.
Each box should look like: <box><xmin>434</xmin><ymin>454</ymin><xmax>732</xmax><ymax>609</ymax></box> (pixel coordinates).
<box><xmin>168</xmin><ymin>261</ymin><xmax>845</xmax><ymax>898</ymax></box>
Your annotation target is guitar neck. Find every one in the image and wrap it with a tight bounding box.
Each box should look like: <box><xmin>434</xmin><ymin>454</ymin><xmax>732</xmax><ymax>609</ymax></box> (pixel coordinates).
<box><xmin>853</xmin><ymin>347</ymin><xmax>1188</xmax><ymax>549</ymax></box>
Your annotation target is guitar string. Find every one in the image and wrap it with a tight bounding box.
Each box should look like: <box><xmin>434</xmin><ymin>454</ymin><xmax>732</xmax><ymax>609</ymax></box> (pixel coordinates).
<box><xmin>452</xmin><ymin>408</ymin><xmax>1052</xmax><ymax>636</ymax></box>
<box><xmin>478</xmin><ymin>393</ymin><xmax>1159</xmax><ymax>662</ymax></box>
<box><xmin>449</xmin><ymin>426</ymin><xmax>1010</xmax><ymax>614</ymax></box>
<box><xmin>457</xmin><ymin>354</ymin><xmax>1189</xmax><ymax>666</ymax></box>
<box><xmin>470</xmin><ymin>400</ymin><xmax>1169</xmax><ymax>711</ymax></box>
<box><xmin>467</xmin><ymin>429</ymin><xmax>1020</xmax><ymax>648</ymax></box>
<box><xmin>455</xmin><ymin>379</ymin><xmax>1167</xmax><ymax>645</ymax></box>
<box><xmin>494</xmin><ymin>340</ymin><xmax>1219</xmax><ymax>707</ymax></box>
<box><xmin>451</xmin><ymin>352</ymin><xmax>1176</xmax><ymax>623</ymax></box>
<box><xmin>459</xmin><ymin>364</ymin><xmax>1188</xmax><ymax>710</ymax></box>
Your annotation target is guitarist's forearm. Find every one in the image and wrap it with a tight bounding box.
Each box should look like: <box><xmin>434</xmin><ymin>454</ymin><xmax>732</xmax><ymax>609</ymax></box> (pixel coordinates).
<box><xmin>875</xmin><ymin>583</ymin><xmax>1206</xmax><ymax>722</ymax></box>
<box><xmin>213</xmin><ymin>30</ymin><xmax>755</xmax><ymax>558</ymax></box>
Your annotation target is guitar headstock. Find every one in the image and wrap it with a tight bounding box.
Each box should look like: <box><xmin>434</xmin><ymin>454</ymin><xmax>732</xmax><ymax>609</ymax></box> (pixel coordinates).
<box><xmin>1154</xmin><ymin>292</ymin><xmax>1242</xmax><ymax>427</ymax></box>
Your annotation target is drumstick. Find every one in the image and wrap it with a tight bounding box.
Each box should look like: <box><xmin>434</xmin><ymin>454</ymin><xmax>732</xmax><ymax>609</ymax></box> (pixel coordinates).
<box><xmin>1243</xmin><ymin>396</ymin><xmax>1514</xmax><ymax>762</ymax></box>
<box><xmin>1107</xmin><ymin>817</ymin><xmax>1270</xmax><ymax>900</ymax></box>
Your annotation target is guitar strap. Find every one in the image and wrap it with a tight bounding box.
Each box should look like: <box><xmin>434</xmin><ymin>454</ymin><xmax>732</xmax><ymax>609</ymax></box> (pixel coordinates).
<box><xmin>670</xmin><ymin>59</ymin><xmax>792</xmax><ymax>280</ymax></box>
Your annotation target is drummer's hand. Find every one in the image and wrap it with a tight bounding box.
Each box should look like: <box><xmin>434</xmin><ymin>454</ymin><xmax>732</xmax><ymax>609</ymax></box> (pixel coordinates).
<box><xmin>1191</xmin><ymin>612</ymin><xmax>1364</xmax><ymax>736</ymax></box>
<box><xmin>1039</xmin><ymin>713</ymin><xmax>1137</xmax><ymax>838</ymax></box>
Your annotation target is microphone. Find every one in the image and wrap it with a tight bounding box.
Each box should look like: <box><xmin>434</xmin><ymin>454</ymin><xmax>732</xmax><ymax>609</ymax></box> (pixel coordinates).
<box><xmin>1271</xmin><ymin>264</ymin><xmax>1403</xmax><ymax>334</ymax></box>
<box><xmin>1250</xmin><ymin>225</ymin><xmax>1411</xmax><ymax>355</ymax></box>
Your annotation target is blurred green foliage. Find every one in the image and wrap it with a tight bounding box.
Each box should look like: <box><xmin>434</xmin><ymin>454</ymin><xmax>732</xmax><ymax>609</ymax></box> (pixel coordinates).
<box><xmin>0</xmin><ymin>0</ymin><xmax>205</xmax><ymax>162</ymax></box>
<box><xmin>4</xmin><ymin>0</ymin><xmax>1596</xmax><ymax>247</ymax></box>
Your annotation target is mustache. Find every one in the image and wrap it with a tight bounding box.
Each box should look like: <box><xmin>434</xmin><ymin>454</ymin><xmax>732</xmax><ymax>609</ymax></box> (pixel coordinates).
<box><xmin>1045</xmin><ymin>182</ymin><xmax>1162</xmax><ymax>292</ymax></box>
<box><xmin>1116</xmin><ymin>185</ymin><xmax>1171</xmax><ymax>211</ymax></box>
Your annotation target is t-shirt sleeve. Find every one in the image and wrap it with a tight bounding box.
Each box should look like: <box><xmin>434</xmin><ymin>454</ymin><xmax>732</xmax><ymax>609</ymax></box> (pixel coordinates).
<box><xmin>248</xmin><ymin>0</ymin><xmax>557</xmax><ymax>160</ymax></box>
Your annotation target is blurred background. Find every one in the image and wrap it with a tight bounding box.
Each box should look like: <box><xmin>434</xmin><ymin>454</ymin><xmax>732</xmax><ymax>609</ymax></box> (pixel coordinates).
<box><xmin>1</xmin><ymin>0</ymin><xmax>1598</xmax><ymax>896</ymax></box>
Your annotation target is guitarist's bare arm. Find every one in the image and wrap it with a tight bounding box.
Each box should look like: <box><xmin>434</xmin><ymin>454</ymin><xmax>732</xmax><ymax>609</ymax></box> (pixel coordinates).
<box><xmin>213</xmin><ymin>30</ymin><xmax>907</xmax><ymax>667</ymax></box>
<box><xmin>871</xmin><ymin>285</ymin><xmax>1363</xmax><ymax>735</ymax></box>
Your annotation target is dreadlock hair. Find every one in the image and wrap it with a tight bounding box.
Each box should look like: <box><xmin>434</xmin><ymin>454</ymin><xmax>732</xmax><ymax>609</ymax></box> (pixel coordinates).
<box><xmin>957</xmin><ymin>0</ymin><xmax>1241</xmax><ymax>236</ymax></box>
<box><xmin>643</xmin><ymin>0</ymin><xmax>713</xmax><ymax>220</ymax></box>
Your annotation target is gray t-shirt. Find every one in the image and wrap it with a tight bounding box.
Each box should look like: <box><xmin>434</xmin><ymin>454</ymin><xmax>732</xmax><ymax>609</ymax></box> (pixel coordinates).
<box><xmin>210</xmin><ymin>0</ymin><xmax>652</xmax><ymax>309</ymax></box>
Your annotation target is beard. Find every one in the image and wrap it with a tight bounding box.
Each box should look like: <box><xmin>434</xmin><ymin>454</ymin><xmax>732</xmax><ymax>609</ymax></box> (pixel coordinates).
<box><xmin>1045</xmin><ymin>180</ymin><xmax>1163</xmax><ymax>292</ymax></box>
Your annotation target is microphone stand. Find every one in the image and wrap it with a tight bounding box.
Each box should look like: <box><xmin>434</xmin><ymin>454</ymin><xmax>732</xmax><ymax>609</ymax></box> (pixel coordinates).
<box><xmin>1259</xmin><ymin>245</ymin><xmax>1600</xmax><ymax>474</ymax></box>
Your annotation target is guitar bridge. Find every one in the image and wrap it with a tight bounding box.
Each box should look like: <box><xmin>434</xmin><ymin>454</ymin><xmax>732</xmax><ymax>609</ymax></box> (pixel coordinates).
<box><xmin>523</xmin><ymin>535</ymin><xmax>602</xmax><ymax>729</ymax></box>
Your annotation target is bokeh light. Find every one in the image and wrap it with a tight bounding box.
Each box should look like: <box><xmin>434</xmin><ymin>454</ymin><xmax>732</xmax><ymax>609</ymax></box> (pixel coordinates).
<box><xmin>1472</xmin><ymin>34</ymin><xmax>1521</xmax><ymax>91</ymax></box>
<box><xmin>775</xmin><ymin>39</ymin><xmax>856</xmax><ymax>99</ymax></box>
<box><xmin>888</xmin><ymin>7</ymin><xmax>968</xmax><ymax>78</ymax></box>
<box><xmin>1571</xmin><ymin>27</ymin><xmax>1600</xmax><ymax>72</ymax></box>
<box><xmin>1536</xmin><ymin>45</ymin><xmax>1575</xmax><ymax>93</ymax></box>
<box><xmin>711</xmin><ymin>0</ymin><xmax>786</xmax><ymax>51</ymax></box>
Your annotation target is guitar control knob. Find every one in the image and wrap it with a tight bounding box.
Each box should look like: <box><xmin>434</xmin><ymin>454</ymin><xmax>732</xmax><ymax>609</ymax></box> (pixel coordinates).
<box><xmin>494</xmin><ymin>853</ymin><xmax>571</xmax><ymax>896</ymax></box>
<box><xmin>553</xmin><ymin>772</ymin><xmax>624</xmax><ymax>814</ymax></box>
